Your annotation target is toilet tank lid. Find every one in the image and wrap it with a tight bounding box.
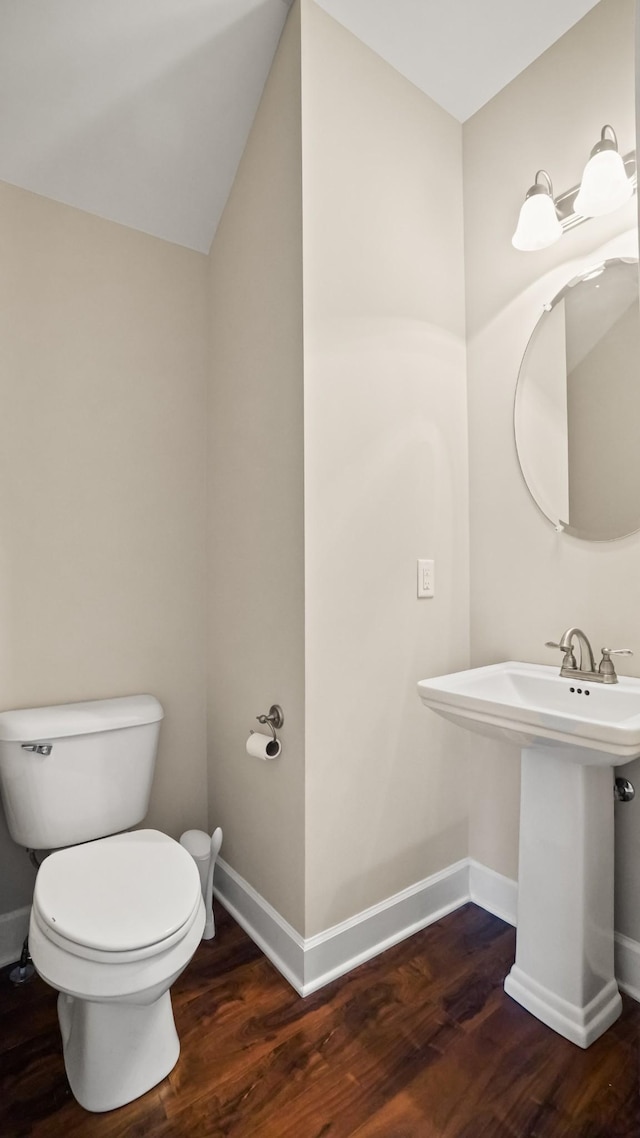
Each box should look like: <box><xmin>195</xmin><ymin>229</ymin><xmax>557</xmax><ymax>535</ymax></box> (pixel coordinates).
<box><xmin>0</xmin><ymin>694</ymin><xmax>164</xmax><ymax>742</ymax></box>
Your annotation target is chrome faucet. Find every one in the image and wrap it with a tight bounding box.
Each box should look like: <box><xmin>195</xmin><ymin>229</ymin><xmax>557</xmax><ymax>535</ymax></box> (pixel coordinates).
<box><xmin>546</xmin><ymin>627</ymin><xmax>633</xmax><ymax>685</ymax></box>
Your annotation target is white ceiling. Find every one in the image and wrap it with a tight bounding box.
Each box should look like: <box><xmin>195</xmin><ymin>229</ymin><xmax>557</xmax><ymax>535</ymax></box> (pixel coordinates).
<box><xmin>0</xmin><ymin>0</ymin><xmax>602</xmax><ymax>253</ymax></box>
<box><xmin>0</xmin><ymin>0</ymin><xmax>293</xmax><ymax>252</ymax></box>
<box><xmin>315</xmin><ymin>0</ymin><xmax>602</xmax><ymax>124</ymax></box>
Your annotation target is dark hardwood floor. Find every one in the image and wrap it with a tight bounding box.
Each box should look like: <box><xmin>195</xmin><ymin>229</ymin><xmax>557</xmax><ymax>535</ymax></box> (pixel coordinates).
<box><xmin>1</xmin><ymin>902</ymin><xmax>639</xmax><ymax>1137</ymax></box>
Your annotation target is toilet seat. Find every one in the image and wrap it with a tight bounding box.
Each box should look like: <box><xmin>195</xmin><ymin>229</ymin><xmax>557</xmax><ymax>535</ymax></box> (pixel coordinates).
<box><xmin>33</xmin><ymin>829</ymin><xmax>201</xmax><ymax>960</ymax></box>
<box><xmin>31</xmin><ymin>894</ymin><xmax>203</xmax><ymax>964</ymax></box>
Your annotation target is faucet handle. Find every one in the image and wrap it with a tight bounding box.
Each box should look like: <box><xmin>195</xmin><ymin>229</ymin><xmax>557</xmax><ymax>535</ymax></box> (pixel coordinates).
<box><xmin>599</xmin><ymin>648</ymin><xmax>633</xmax><ymax>679</ymax></box>
<box><xmin>546</xmin><ymin>641</ymin><xmax>577</xmax><ymax>668</ymax></box>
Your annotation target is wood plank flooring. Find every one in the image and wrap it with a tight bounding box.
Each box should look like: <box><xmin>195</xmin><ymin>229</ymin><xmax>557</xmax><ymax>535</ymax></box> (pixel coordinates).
<box><xmin>1</xmin><ymin>902</ymin><xmax>639</xmax><ymax>1137</ymax></box>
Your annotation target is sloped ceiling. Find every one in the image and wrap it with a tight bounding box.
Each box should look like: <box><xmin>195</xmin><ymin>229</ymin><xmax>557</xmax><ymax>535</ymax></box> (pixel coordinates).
<box><xmin>0</xmin><ymin>0</ymin><xmax>293</xmax><ymax>252</ymax></box>
<box><xmin>0</xmin><ymin>0</ymin><xmax>601</xmax><ymax>252</ymax></box>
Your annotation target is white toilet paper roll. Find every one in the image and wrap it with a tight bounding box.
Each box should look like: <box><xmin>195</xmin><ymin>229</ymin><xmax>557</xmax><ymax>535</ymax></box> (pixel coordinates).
<box><xmin>246</xmin><ymin>731</ymin><xmax>281</xmax><ymax>760</ymax></box>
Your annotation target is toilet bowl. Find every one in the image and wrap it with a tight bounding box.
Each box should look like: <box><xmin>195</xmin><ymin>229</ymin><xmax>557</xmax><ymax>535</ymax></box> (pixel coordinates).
<box><xmin>28</xmin><ymin>828</ymin><xmax>205</xmax><ymax>1113</ymax></box>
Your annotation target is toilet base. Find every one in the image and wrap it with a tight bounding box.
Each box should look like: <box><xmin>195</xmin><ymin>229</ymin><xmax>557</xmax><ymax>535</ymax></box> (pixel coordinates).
<box><xmin>58</xmin><ymin>989</ymin><xmax>180</xmax><ymax>1112</ymax></box>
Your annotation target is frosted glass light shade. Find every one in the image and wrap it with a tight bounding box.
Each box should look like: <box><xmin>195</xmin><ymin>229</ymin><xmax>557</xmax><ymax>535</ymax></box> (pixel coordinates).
<box><xmin>574</xmin><ymin>148</ymin><xmax>632</xmax><ymax>217</ymax></box>
<box><xmin>512</xmin><ymin>191</ymin><xmax>562</xmax><ymax>252</ymax></box>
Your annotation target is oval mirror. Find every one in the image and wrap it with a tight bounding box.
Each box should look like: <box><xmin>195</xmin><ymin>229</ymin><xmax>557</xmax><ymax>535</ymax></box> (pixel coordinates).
<box><xmin>514</xmin><ymin>257</ymin><xmax>640</xmax><ymax>540</ymax></box>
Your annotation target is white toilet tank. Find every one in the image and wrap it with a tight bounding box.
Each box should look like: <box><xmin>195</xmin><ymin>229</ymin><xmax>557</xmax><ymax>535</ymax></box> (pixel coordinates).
<box><xmin>0</xmin><ymin>695</ymin><xmax>164</xmax><ymax>849</ymax></box>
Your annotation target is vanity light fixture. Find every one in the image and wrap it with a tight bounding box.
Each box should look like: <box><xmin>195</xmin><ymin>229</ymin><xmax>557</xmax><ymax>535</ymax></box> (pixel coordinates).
<box><xmin>512</xmin><ymin>124</ymin><xmax>636</xmax><ymax>252</ymax></box>
<box><xmin>512</xmin><ymin>170</ymin><xmax>562</xmax><ymax>251</ymax></box>
<box><xmin>574</xmin><ymin>125</ymin><xmax>633</xmax><ymax>217</ymax></box>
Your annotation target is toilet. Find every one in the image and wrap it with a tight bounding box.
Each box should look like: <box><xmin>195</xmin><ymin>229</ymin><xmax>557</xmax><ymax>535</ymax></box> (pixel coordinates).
<box><xmin>0</xmin><ymin>695</ymin><xmax>205</xmax><ymax>1113</ymax></box>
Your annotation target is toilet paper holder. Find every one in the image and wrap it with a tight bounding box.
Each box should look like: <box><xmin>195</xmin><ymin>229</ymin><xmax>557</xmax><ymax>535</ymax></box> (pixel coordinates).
<box><xmin>252</xmin><ymin>704</ymin><xmax>284</xmax><ymax>745</ymax></box>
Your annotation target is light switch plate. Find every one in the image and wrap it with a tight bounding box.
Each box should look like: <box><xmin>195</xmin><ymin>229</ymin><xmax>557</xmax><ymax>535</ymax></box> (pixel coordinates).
<box><xmin>417</xmin><ymin>559</ymin><xmax>435</xmax><ymax>598</ymax></box>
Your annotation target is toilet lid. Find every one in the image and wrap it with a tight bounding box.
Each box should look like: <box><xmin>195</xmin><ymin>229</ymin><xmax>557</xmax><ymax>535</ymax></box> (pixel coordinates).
<box><xmin>33</xmin><ymin>829</ymin><xmax>202</xmax><ymax>952</ymax></box>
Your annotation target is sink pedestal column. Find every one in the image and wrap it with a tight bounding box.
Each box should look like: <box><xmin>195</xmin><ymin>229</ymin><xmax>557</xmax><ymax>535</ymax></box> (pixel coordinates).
<box><xmin>504</xmin><ymin>746</ymin><xmax>622</xmax><ymax>1048</ymax></box>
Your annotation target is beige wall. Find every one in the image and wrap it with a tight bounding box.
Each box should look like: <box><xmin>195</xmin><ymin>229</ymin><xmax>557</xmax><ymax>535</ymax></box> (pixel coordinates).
<box><xmin>0</xmin><ymin>181</ymin><xmax>210</xmax><ymax>913</ymax></box>
<box><xmin>301</xmin><ymin>0</ymin><xmax>469</xmax><ymax>936</ymax></box>
<box><xmin>463</xmin><ymin>0</ymin><xmax>640</xmax><ymax>936</ymax></box>
<box><xmin>207</xmin><ymin>4</ymin><xmax>306</xmax><ymax>932</ymax></box>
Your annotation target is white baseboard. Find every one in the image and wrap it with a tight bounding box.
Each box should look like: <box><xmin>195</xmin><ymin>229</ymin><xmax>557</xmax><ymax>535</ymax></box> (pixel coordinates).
<box><xmin>301</xmin><ymin>859</ymin><xmax>470</xmax><ymax>995</ymax></box>
<box><xmin>0</xmin><ymin>905</ymin><xmax>30</xmax><ymax>968</ymax></box>
<box><xmin>468</xmin><ymin>858</ymin><xmax>518</xmax><ymax>926</ymax></box>
<box><xmin>615</xmin><ymin>931</ymin><xmax>640</xmax><ymax>1002</ymax></box>
<box><xmin>215</xmin><ymin>856</ymin><xmax>469</xmax><ymax>996</ymax></box>
<box><xmin>215</xmin><ymin>856</ymin><xmax>640</xmax><ymax>1005</ymax></box>
<box><xmin>213</xmin><ymin>859</ymin><xmax>305</xmax><ymax>992</ymax></box>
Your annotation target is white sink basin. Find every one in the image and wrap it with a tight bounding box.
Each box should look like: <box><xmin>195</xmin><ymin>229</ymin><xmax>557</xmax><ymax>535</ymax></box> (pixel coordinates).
<box><xmin>417</xmin><ymin>660</ymin><xmax>640</xmax><ymax>763</ymax></box>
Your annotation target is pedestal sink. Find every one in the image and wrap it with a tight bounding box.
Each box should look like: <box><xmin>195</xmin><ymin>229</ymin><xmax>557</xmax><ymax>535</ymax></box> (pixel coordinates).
<box><xmin>418</xmin><ymin>661</ymin><xmax>640</xmax><ymax>1048</ymax></box>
